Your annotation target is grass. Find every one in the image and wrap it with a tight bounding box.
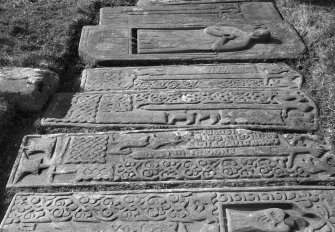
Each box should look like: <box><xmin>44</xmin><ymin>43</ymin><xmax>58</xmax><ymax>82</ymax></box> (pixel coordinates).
<box><xmin>275</xmin><ymin>0</ymin><xmax>335</xmax><ymax>139</ymax></box>
<box><xmin>0</xmin><ymin>0</ymin><xmax>334</xmax><ymax>224</ymax></box>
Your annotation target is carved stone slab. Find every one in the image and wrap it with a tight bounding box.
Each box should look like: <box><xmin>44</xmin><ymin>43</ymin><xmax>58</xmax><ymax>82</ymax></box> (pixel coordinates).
<box><xmin>2</xmin><ymin>187</ymin><xmax>335</xmax><ymax>232</ymax></box>
<box><xmin>41</xmin><ymin>89</ymin><xmax>317</xmax><ymax>130</ymax></box>
<box><xmin>137</xmin><ymin>0</ymin><xmax>267</xmax><ymax>6</ymax></box>
<box><xmin>79</xmin><ymin>3</ymin><xmax>305</xmax><ymax>64</ymax></box>
<box><xmin>8</xmin><ymin>129</ymin><xmax>334</xmax><ymax>188</ymax></box>
<box><xmin>100</xmin><ymin>2</ymin><xmax>282</xmax><ymax>26</ymax></box>
<box><xmin>80</xmin><ymin>63</ymin><xmax>302</xmax><ymax>92</ymax></box>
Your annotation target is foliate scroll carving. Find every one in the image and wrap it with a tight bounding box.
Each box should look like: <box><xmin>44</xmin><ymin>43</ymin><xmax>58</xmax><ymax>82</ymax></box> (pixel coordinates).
<box><xmin>8</xmin><ymin>130</ymin><xmax>335</xmax><ymax>188</ymax></box>
<box><xmin>2</xmin><ymin>189</ymin><xmax>335</xmax><ymax>232</ymax></box>
<box><xmin>42</xmin><ymin>90</ymin><xmax>317</xmax><ymax>130</ymax></box>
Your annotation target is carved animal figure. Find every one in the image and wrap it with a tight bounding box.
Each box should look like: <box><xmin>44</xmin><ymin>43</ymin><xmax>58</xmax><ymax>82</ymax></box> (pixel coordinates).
<box><xmin>167</xmin><ymin>111</ymin><xmax>197</xmax><ymax>125</ymax></box>
<box><xmin>167</xmin><ymin>111</ymin><xmax>220</xmax><ymax>125</ymax></box>
<box><xmin>204</xmin><ymin>26</ymin><xmax>272</xmax><ymax>52</ymax></box>
<box><xmin>147</xmin><ymin>134</ymin><xmax>187</xmax><ymax>149</ymax></box>
<box><xmin>195</xmin><ymin>112</ymin><xmax>221</xmax><ymax>125</ymax></box>
<box><xmin>108</xmin><ymin>135</ymin><xmax>150</xmax><ymax>155</ymax></box>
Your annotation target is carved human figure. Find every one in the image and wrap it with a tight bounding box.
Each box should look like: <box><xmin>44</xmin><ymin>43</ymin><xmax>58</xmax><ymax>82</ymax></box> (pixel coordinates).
<box><xmin>226</xmin><ymin>208</ymin><xmax>291</xmax><ymax>232</ymax></box>
<box><xmin>204</xmin><ymin>26</ymin><xmax>272</xmax><ymax>52</ymax></box>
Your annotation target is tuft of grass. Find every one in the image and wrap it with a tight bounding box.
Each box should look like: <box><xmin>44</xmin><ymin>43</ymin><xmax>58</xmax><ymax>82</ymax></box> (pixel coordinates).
<box><xmin>275</xmin><ymin>0</ymin><xmax>335</xmax><ymax>139</ymax></box>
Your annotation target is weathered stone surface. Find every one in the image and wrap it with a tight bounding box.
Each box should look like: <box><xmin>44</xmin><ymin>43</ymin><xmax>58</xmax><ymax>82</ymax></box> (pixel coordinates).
<box><xmin>99</xmin><ymin>2</ymin><xmax>282</xmax><ymax>26</ymax></box>
<box><xmin>8</xmin><ymin>129</ymin><xmax>334</xmax><ymax>188</ymax></box>
<box><xmin>2</xmin><ymin>187</ymin><xmax>335</xmax><ymax>231</ymax></box>
<box><xmin>80</xmin><ymin>63</ymin><xmax>302</xmax><ymax>92</ymax></box>
<box><xmin>79</xmin><ymin>3</ymin><xmax>305</xmax><ymax>64</ymax></box>
<box><xmin>137</xmin><ymin>0</ymin><xmax>265</xmax><ymax>6</ymax></box>
<box><xmin>41</xmin><ymin>89</ymin><xmax>317</xmax><ymax>130</ymax></box>
<box><xmin>0</xmin><ymin>67</ymin><xmax>59</xmax><ymax>112</ymax></box>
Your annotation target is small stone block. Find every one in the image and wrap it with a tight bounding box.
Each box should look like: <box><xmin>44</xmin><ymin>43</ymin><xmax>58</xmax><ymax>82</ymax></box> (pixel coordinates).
<box><xmin>8</xmin><ymin>129</ymin><xmax>333</xmax><ymax>188</ymax></box>
<box><xmin>2</xmin><ymin>188</ymin><xmax>335</xmax><ymax>231</ymax></box>
<box><xmin>80</xmin><ymin>63</ymin><xmax>303</xmax><ymax>92</ymax></box>
<box><xmin>0</xmin><ymin>67</ymin><xmax>59</xmax><ymax>112</ymax></box>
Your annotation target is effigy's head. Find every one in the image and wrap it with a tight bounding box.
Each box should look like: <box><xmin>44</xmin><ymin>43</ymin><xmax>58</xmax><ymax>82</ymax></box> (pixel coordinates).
<box><xmin>251</xmin><ymin>29</ymin><xmax>271</xmax><ymax>41</ymax></box>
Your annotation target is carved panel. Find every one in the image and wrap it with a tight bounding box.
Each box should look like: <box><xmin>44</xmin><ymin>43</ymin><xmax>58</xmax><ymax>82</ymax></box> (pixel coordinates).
<box><xmin>8</xmin><ymin>129</ymin><xmax>334</xmax><ymax>188</ymax></box>
<box><xmin>79</xmin><ymin>3</ymin><xmax>305</xmax><ymax>64</ymax></box>
<box><xmin>80</xmin><ymin>63</ymin><xmax>302</xmax><ymax>92</ymax></box>
<box><xmin>100</xmin><ymin>3</ymin><xmax>282</xmax><ymax>26</ymax></box>
<box><xmin>2</xmin><ymin>188</ymin><xmax>335</xmax><ymax>231</ymax></box>
<box><xmin>41</xmin><ymin>90</ymin><xmax>317</xmax><ymax>130</ymax></box>
<box><xmin>136</xmin><ymin>0</ymin><xmax>266</xmax><ymax>6</ymax></box>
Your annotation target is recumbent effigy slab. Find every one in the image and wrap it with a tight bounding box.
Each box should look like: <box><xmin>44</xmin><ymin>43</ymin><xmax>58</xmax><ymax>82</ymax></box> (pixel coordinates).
<box><xmin>2</xmin><ymin>187</ymin><xmax>335</xmax><ymax>232</ymax></box>
<box><xmin>79</xmin><ymin>2</ymin><xmax>306</xmax><ymax>64</ymax></box>
<box><xmin>8</xmin><ymin>129</ymin><xmax>335</xmax><ymax>188</ymax></box>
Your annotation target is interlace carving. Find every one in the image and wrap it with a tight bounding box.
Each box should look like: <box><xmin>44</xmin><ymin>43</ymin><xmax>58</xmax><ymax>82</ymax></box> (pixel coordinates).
<box><xmin>64</xmin><ymin>135</ymin><xmax>108</xmax><ymax>164</ymax></box>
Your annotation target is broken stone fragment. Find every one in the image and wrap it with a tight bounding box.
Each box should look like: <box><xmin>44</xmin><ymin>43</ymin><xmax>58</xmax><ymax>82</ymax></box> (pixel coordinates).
<box><xmin>0</xmin><ymin>67</ymin><xmax>59</xmax><ymax>112</ymax></box>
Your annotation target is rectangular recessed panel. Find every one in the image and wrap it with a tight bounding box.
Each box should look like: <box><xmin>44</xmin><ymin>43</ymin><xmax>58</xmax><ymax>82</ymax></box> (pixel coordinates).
<box><xmin>80</xmin><ymin>63</ymin><xmax>303</xmax><ymax>92</ymax></box>
<box><xmin>8</xmin><ymin>129</ymin><xmax>333</xmax><ymax>188</ymax></box>
<box><xmin>41</xmin><ymin>89</ymin><xmax>317</xmax><ymax>130</ymax></box>
<box><xmin>2</xmin><ymin>188</ymin><xmax>335</xmax><ymax>231</ymax></box>
<box><xmin>137</xmin><ymin>29</ymin><xmax>222</xmax><ymax>54</ymax></box>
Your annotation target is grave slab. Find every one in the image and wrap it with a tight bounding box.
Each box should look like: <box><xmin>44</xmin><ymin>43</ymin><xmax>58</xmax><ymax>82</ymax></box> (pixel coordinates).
<box><xmin>41</xmin><ymin>88</ymin><xmax>317</xmax><ymax>130</ymax></box>
<box><xmin>2</xmin><ymin>187</ymin><xmax>335</xmax><ymax>232</ymax></box>
<box><xmin>136</xmin><ymin>0</ymin><xmax>267</xmax><ymax>6</ymax></box>
<box><xmin>8</xmin><ymin>129</ymin><xmax>334</xmax><ymax>188</ymax></box>
<box><xmin>99</xmin><ymin>2</ymin><xmax>283</xmax><ymax>26</ymax></box>
<box><xmin>79</xmin><ymin>3</ymin><xmax>305</xmax><ymax>64</ymax></box>
<box><xmin>80</xmin><ymin>63</ymin><xmax>302</xmax><ymax>92</ymax></box>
